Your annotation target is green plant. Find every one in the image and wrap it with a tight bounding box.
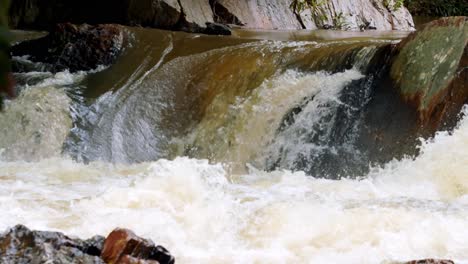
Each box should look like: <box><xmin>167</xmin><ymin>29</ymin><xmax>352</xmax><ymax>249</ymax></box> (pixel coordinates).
<box><xmin>290</xmin><ymin>0</ymin><xmax>331</xmax><ymax>27</ymax></box>
<box><xmin>332</xmin><ymin>12</ymin><xmax>349</xmax><ymax>30</ymax></box>
<box><xmin>291</xmin><ymin>1</ymin><xmax>353</xmax><ymax>30</ymax></box>
<box><xmin>383</xmin><ymin>0</ymin><xmax>405</xmax><ymax>11</ymax></box>
<box><xmin>290</xmin><ymin>0</ymin><xmax>327</xmax><ymax>13</ymax></box>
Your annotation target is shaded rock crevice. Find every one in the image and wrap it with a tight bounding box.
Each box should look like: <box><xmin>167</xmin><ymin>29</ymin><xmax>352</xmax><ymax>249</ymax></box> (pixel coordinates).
<box><xmin>209</xmin><ymin>0</ymin><xmax>244</xmax><ymax>26</ymax></box>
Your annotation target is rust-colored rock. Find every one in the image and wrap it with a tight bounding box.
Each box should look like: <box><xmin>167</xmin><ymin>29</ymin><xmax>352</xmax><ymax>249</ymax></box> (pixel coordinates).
<box><xmin>391</xmin><ymin>16</ymin><xmax>467</xmax><ymax>126</ymax></box>
<box><xmin>101</xmin><ymin>228</ymin><xmax>174</xmax><ymax>264</ymax></box>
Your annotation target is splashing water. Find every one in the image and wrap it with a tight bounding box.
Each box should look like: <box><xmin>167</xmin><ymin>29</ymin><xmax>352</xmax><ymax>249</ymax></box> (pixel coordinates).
<box><xmin>1</xmin><ymin>28</ymin><xmax>467</xmax><ymax>263</ymax></box>
<box><xmin>0</xmin><ymin>106</ymin><xmax>466</xmax><ymax>263</ymax></box>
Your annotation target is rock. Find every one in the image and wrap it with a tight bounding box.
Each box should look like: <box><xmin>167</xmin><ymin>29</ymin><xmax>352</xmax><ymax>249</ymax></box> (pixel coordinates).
<box><xmin>391</xmin><ymin>16</ymin><xmax>468</xmax><ymax>125</ymax></box>
<box><xmin>214</xmin><ymin>0</ymin><xmax>304</xmax><ymax>29</ymax></box>
<box><xmin>178</xmin><ymin>0</ymin><xmax>214</xmax><ymax>32</ymax></box>
<box><xmin>213</xmin><ymin>0</ymin><xmax>414</xmax><ymax>30</ymax></box>
<box><xmin>101</xmin><ymin>228</ymin><xmax>174</xmax><ymax>264</ymax></box>
<box><xmin>0</xmin><ymin>225</ymin><xmax>105</xmax><ymax>264</ymax></box>
<box><xmin>300</xmin><ymin>0</ymin><xmax>415</xmax><ymax>30</ymax></box>
<box><xmin>11</xmin><ymin>23</ymin><xmax>127</xmax><ymax>72</ymax></box>
<box><xmin>8</xmin><ymin>0</ymin><xmax>415</xmax><ymax>33</ymax></box>
<box><xmin>204</xmin><ymin>22</ymin><xmax>231</xmax><ymax>35</ymax></box>
<box><xmin>403</xmin><ymin>260</ymin><xmax>455</xmax><ymax>264</ymax></box>
<box><xmin>126</xmin><ymin>0</ymin><xmax>181</xmax><ymax>29</ymax></box>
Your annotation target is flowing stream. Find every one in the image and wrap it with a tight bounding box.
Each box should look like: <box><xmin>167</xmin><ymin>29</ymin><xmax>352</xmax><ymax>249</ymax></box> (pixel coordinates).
<box><xmin>0</xmin><ymin>27</ymin><xmax>467</xmax><ymax>263</ymax></box>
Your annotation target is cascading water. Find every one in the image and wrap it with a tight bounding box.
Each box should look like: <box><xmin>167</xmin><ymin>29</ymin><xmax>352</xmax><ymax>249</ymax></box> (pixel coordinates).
<box><xmin>0</xmin><ymin>27</ymin><xmax>467</xmax><ymax>263</ymax></box>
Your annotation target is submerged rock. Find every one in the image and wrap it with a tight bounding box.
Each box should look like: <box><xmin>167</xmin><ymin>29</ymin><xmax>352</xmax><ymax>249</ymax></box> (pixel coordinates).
<box><xmin>391</xmin><ymin>16</ymin><xmax>468</xmax><ymax>126</ymax></box>
<box><xmin>11</xmin><ymin>23</ymin><xmax>127</xmax><ymax>72</ymax></box>
<box><xmin>101</xmin><ymin>228</ymin><xmax>175</xmax><ymax>264</ymax></box>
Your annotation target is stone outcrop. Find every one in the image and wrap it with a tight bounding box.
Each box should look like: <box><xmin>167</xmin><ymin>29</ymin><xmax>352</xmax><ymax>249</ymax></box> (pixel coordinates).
<box><xmin>213</xmin><ymin>0</ymin><xmax>303</xmax><ymax>30</ymax></box>
<box><xmin>0</xmin><ymin>225</ymin><xmax>175</xmax><ymax>264</ymax></box>
<box><xmin>391</xmin><ymin>16</ymin><xmax>467</xmax><ymax>125</ymax></box>
<box><xmin>126</xmin><ymin>0</ymin><xmax>181</xmax><ymax>30</ymax></box>
<box><xmin>11</xmin><ymin>23</ymin><xmax>127</xmax><ymax>72</ymax></box>
<box><xmin>8</xmin><ymin>0</ymin><xmax>415</xmax><ymax>33</ymax></box>
<box><xmin>298</xmin><ymin>0</ymin><xmax>415</xmax><ymax>30</ymax></box>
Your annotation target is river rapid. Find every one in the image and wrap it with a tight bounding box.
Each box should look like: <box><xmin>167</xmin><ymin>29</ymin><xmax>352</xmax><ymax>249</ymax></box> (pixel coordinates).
<box><xmin>0</xmin><ymin>28</ymin><xmax>467</xmax><ymax>263</ymax></box>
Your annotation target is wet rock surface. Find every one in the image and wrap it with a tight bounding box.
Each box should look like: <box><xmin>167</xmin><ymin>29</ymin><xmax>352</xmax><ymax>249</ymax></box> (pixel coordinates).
<box><xmin>0</xmin><ymin>225</ymin><xmax>105</xmax><ymax>264</ymax></box>
<box><xmin>0</xmin><ymin>225</ymin><xmax>175</xmax><ymax>264</ymax></box>
<box><xmin>11</xmin><ymin>23</ymin><xmax>127</xmax><ymax>73</ymax></box>
<box><xmin>391</xmin><ymin>16</ymin><xmax>468</xmax><ymax>125</ymax></box>
<box><xmin>101</xmin><ymin>228</ymin><xmax>174</xmax><ymax>264</ymax></box>
<box><xmin>203</xmin><ymin>22</ymin><xmax>232</xmax><ymax>35</ymax></box>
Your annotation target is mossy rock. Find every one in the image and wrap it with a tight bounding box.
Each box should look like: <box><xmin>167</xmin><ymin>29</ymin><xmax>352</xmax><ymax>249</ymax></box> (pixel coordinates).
<box><xmin>391</xmin><ymin>16</ymin><xmax>467</xmax><ymax>123</ymax></box>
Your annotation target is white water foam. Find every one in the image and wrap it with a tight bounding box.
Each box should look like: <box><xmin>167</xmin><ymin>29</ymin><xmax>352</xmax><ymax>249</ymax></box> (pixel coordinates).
<box><xmin>0</xmin><ymin>107</ymin><xmax>467</xmax><ymax>263</ymax></box>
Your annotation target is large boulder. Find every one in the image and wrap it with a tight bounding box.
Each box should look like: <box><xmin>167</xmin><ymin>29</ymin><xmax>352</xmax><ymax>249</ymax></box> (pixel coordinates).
<box><xmin>11</xmin><ymin>23</ymin><xmax>127</xmax><ymax>72</ymax></box>
<box><xmin>126</xmin><ymin>0</ymin><xmax>181</xmax><ymax>29</ymax></box>
<box><xmin>178</xmin><ymin>0</ymin><xmax>214</xmax><ymax>32</ymax></box>
<box><xmin>305</xmin><ymin>0</ymin><xmax>415</xmax><ymax>30</ymax></box>
<box><xmin>213</xmin><ymin>0</ymin><xmax>303</xmax><ymax>30</ymax></box>
<box><xmin>213</xmin><ymin>0</ymin><xmax>414</xmax><ymax>30</ymax></box>
<box><xmin>0</xmin><ymin>225</ymin><xmax>105</xmax><ymax>264</ymax></box>
<box><xmin>391</xmin><ymin>16</ymin><xmax>468</xmax><ymax>126</ymax></box>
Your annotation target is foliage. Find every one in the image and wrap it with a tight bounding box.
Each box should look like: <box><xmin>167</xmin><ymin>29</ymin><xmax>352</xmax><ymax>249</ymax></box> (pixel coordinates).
<box><xmin>290</xmin><ymin>0</ymin><xmax>349</xmax><ymax>30</ymax></box>
<box><xmin>383</xmin><ymin>0</ymin><xmax>405</xmax><ymax>11</ymax></box>
<box><xmin>290</xmin><ymin>0</ymin><xmax>328</xmax><ymax>23</ymax></box>
<box><xmin>405</xmin><ymin>0</ymin><xmax>468</xmax><ymax>16</ymax></box>
<box><xmin>290</xmin><ymin>0</ymin><xmax>327</xmax><ymax>13</ymax></box>
<box><xmin>332</xmin><ymin>12</ymin><xmax>349</xmax><ymax>30</ymax></box>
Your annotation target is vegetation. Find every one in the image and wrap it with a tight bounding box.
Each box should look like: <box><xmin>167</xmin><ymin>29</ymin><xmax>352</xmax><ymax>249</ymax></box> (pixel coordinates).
<box><xmin>405</xmin><ymin>0</ymin><xmax>468</xmax><ymax>16</ymax></box>
<box><xmin>384</xmin><ymin>0</ymin><xmax>405</xmax><ymax>11</ymax></box>
<box><xmin>290</xmin><ymin>0</ymin><xmax>350</xmax><ymax>29</ymax></box>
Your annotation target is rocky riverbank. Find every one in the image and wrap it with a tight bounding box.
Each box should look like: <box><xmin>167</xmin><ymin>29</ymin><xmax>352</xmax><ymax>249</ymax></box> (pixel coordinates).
<box><xmin>8</xmin><ymin>0</ymin><xmax>415</xmax><ymax>34</ymax></box>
